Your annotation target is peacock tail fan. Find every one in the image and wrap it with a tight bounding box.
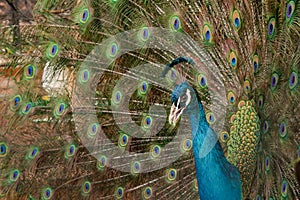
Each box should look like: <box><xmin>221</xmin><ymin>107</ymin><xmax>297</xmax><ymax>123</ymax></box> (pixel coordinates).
<box><xmin>0</xmin><ymin>0</ymin><xmax>299</xmax><ymax>199</ymax></box>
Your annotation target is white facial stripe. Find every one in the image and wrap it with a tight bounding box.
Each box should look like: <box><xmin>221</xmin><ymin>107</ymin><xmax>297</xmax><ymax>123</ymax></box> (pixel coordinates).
<box><xmin>186</xmin><ymin>89</ymin><xmax>191</xmax><ymax>106</ymax></box>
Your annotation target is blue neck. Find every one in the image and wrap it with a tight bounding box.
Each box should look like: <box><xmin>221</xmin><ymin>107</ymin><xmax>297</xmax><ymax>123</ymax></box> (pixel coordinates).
<box><xmin>189</xmin><ymin>101</ymin><xmax>242</xmax><ymax>200</ymax></box>
<box><xmin>188</xmin><ymin>102</ymin><xmax>207</xmax><ymax>139</ymax></box>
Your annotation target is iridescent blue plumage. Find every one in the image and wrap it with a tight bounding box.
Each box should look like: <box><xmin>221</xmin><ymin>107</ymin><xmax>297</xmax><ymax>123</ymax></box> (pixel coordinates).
<box><xmin>1</xmin><ymin>1</ymin><xmax>300</xmax><ymax>199</ymax></box>
<box><xmin>170</xmin><ymin>82</ymin><xmax>242</xmax><ymax>200</ymax></box>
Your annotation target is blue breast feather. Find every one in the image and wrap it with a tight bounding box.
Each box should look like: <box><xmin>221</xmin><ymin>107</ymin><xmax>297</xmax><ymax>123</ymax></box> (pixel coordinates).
<box><xmin>190</xmin><ymin>99</ymin><xmax>242</xmax><ymax>200</ymax></box>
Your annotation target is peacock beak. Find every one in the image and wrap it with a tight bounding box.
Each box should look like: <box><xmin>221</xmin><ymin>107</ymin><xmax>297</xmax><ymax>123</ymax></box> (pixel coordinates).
<box><xmin>168</xmin><ymin>97</ymin><xmax>186</xmax><ymax>125</ymax></box>
<box><xmin>168</xmin><ymin>89</ymin><xmax>191</xmax><ymax>125</ymax></box>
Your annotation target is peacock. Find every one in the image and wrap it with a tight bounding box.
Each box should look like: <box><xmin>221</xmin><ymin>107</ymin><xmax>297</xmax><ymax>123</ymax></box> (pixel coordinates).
<box><xmin>0</xmin><ymin>0</ymin><xmax>300</xmax><ymax>199</ymax></box>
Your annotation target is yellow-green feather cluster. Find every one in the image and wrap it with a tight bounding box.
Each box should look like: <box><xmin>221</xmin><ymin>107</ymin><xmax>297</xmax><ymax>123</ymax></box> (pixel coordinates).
<box><xmin>227</xmin><ymin>100</ymin><xmax>260</xmax><ymax>194</ymax></box>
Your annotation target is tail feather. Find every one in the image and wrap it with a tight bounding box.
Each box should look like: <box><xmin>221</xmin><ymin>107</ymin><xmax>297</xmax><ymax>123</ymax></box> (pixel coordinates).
<box><xmin>0</xmin><ymin>0</ymin><xmax>300</xmax><ymax>199</ymax></box>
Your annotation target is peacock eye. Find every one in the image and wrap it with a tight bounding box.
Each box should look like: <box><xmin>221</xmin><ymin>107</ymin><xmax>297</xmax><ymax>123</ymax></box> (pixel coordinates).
<box><xmin>181</xmin><ymin>95</ymin><xmax>187</xmax><ymax>102</ymax></box>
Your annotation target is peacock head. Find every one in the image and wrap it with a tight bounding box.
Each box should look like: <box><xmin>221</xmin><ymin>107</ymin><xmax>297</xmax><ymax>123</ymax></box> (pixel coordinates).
<box><xmin>169</xmin><ymin>82</ymin><xmax>199</xmax><ymax>125</ymax></box>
